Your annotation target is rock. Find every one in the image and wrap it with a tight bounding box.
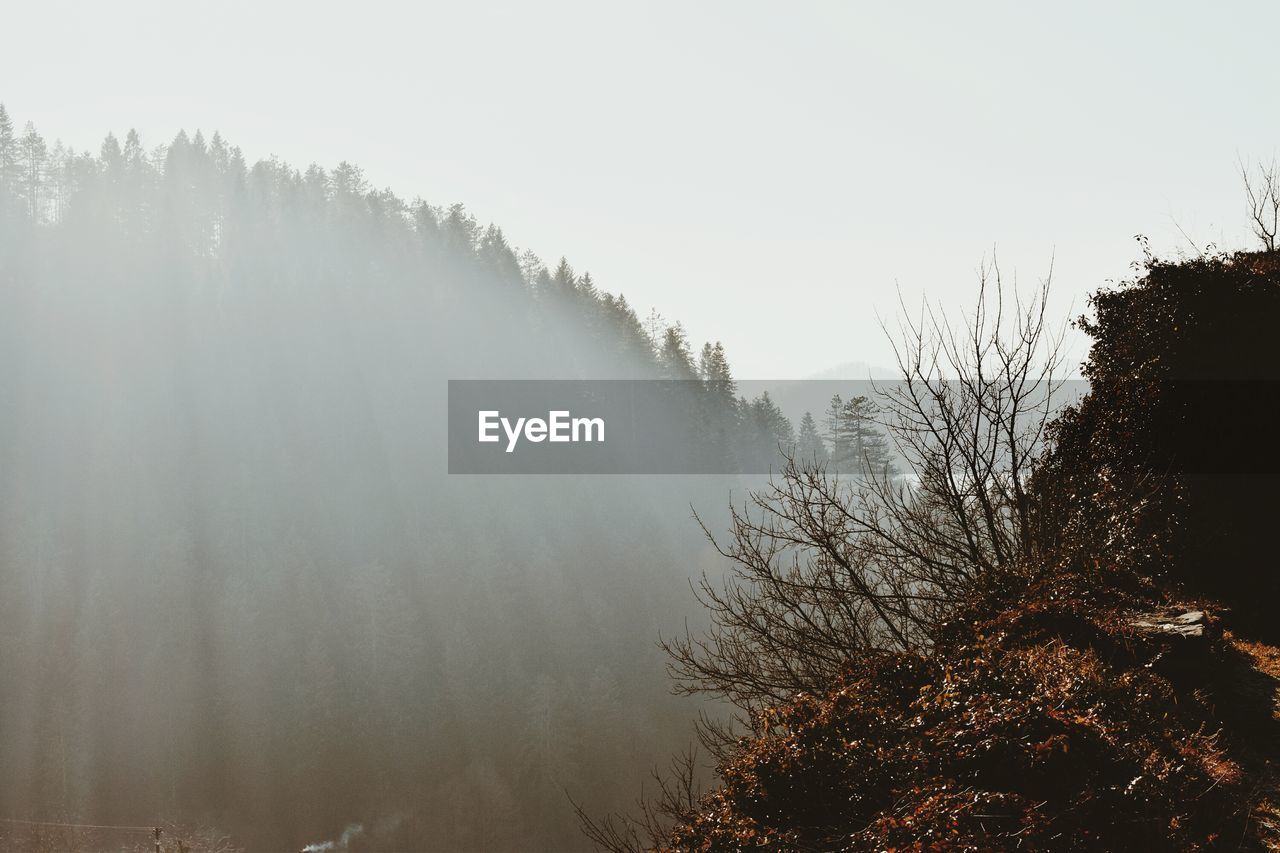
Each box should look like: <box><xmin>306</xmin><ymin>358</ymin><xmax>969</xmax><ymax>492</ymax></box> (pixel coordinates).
<box><xmin>1131</xmin><ymin>610</ymin><xmax>1208</xmax><ymax>639</ymax></box>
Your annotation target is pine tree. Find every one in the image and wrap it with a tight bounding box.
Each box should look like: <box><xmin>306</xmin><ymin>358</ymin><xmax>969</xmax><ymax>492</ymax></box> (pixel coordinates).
<box><xmin>824</xmin><ymin>394</ymin><xmax>848</xmax><ymax>461</ymax></box>
<box><xmin>699</xmin><ymin>342</ymin><xmax>737</xmax><ymax>405</ymax></box>
<box><xmin>517</xmin><ymin>248</ymin><xmax>544</xmax><ymax>289</ymax></box>
<box><xmin>658</xmin><ymin>324</ymin><xmax>697</xmax><ymax>379</ymax></box>
<box><xmin>440</xmin><ymin>202</ymin><xmax>478</xmax><ymax>254</ymax></box>
<box><xmin>796</xmin><ymin>411</ymin><xmax>829</xmax><ymax>466</ymax></box>
<box><xmin>18</xmin><ymin>121</ymin><xmax>47</xmax><ymax>221</ymax></box>
<box><xmin>688</xmin><ymin>341</ymin><xmax>739</xmax><ymax>470</ymax></box>
<box><xmin>0</xmin><ymin>105</ymin><xmax>18</xmax><ymax>192</ymax></box>
<box><xmin>835</xmin><ymin>395</ymin><xmax>896</xmax><ymax>478</ymax></box>
<box><xmin>45</xmin><ymin>140</ymin><xmax>71</xmax><ymax>224</ymax></box>
<box><xmin>478</xmin><ymin>224</ymin><xmax>522</xmax><ymax>285</ymax></box>
<box><xmin>746</xmin><ymin>391</ymin><xmax>795</xmax><ymax>467</ymax></box>
<box><xmin>330</xmin><ymin>160</ymin><xmax>368</xmax><ymax>198</ymax></box>
<box><xmin>551</xmin><ymin>256</ymin><xmax>577</xmax><ymax>297</ymax></box>
<box><xmin>600</xmin><ymin>293</ymin><xmax>652</xmax><ymax>368</ymax></box>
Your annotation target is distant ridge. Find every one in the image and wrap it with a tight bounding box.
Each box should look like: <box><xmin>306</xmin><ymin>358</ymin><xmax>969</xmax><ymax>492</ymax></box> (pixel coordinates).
<box><xmin>800</xmin><ymin>360</ymin><xmax>896</xmax><ymax>381</ymax></box>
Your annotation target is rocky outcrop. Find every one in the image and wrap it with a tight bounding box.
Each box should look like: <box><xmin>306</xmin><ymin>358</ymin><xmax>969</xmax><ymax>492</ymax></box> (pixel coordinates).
<box><xmin>1131</xmin><ymin>609</ymin><xmax>1209</xmax><ymax>639</ymax></box>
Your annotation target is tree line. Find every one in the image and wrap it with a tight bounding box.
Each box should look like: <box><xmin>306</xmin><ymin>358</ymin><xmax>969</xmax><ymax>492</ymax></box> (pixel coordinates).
<box><xmin>0</xmin><ymin>103</ymin><xmax>895</xmax><ymax>479</ymax></box>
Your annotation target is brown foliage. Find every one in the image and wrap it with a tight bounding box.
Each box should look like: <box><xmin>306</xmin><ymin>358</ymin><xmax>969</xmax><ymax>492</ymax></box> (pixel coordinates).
<box><xmin>1044</xmin><ymin>249</ymin><xmax>1280</xmax><ymax>634</ymax></box>
<box><xmin>665</xmin><ymin>564</ymin><xmax>1277</xmax><ymax>850</ymax></box>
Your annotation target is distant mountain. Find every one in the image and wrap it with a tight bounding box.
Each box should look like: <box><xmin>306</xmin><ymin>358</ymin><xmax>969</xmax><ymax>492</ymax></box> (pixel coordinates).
<box><xmin>801</xmin><ymin>360</ymin><xmax>897</xmax><ymax>381</ymax></box>
<box><xmin>745</xmin><ymin>362</ymin><xmax>897</xmax><ymax>427</ymax></box>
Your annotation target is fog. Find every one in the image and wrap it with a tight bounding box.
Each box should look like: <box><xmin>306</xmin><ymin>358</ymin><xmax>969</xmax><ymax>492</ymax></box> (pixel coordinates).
<box><xmin>0</xmin><ymin>123</ymin><xmax>761</xmax><ymax>850</ymax></box>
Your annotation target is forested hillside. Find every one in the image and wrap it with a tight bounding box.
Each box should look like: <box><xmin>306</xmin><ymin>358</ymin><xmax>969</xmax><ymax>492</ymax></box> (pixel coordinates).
<box><xmin>0</xmin><ymin>104</ymin><xmax>839</xmax><ymax>851</ymax></box>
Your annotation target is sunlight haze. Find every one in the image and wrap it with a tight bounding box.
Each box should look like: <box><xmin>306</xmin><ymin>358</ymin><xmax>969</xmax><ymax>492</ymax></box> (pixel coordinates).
<box><xmin>4</xmin><ymin>1</ymin><xmax>1274</xmax><ymax>373</ymax></box>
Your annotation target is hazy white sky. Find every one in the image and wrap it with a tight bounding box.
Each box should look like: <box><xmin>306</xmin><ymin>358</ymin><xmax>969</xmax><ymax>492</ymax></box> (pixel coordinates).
<box><xmin>4</xmin><ymin>1</ymin><xmax>1276</xmax><ymax>376</ymax></box>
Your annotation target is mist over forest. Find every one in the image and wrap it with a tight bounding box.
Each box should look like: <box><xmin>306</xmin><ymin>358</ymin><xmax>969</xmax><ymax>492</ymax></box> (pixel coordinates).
<box><xmin>4</xmin><ymin>73</ymin><xmax>1280</xmax><ymax>851</ymax></box>
<box><xmin>0</xmin><ymin>107</ymin><xmax>855</xmax><ymax>850</ymax></box>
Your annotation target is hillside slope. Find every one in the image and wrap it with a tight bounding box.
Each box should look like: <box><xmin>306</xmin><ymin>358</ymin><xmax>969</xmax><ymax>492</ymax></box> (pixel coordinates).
<box><xmin>653</xmin><ymin>251</ymin><xmax>1280</xmax><ymax>851</ymax></box>
<box><xmin>0</xmin><ymin>115</ymin><xmax>767</xmax><ymax>850</ymax></box>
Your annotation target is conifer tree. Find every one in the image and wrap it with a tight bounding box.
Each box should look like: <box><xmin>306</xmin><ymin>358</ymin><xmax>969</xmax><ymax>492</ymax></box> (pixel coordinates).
<box><xmin>551</xmin><ymin>256</ymin><xmax>577</xmax><ymax>297</ymax></box>
<box><xmin>698</xmin><ymin>342</ymin><xmax>737</xmax><ymax>409</ymax></box>
<box><xmin>745</xmin><ymin>391</ymin><xmax>795</xmax><ymax>467</ymax></box>
<box><xmin>834</xmin><ymin>395</ymin><xmax>895</xmax><ymax>478</ymax></box>
<box><xmin>441</xmin><ymin>202</ymin><xmax>477</xmax><ymax>254</ymax></box>
<box><xmin>18</xmin><ymin>121</ymin><xmax>47</xmax><ymax>221</ymax></box>
<box><xmin>478</xmin><ymin>224</ymin><xmax>522</xmax><ymax>286</ymax></box>
<box><xmin>518</xmin><ymin>248</ymin><xmax>544</xmax><ymax>288</ymax></box>
<box><xmin>0</xmin><ymin>104</ymin><xmax>15</xmax><ymax>190</ymax></box>
<box><xmin>825</xmin><ymin>394</ymin><xmax>848</xmax><ymax>461</ymax></box>
<box><xmin>658</xmin><ymin>324</ymin><xmax>698</xmax><ymax>380</ymax></box>
<box><xmin>796</xmin><ymin>411</ymin><xmax>829</xmax><ymax>466</ymax></box>
<box><xmin>597</xmin><ymin>293</ymin><xmax>652</xmax><ymax>371</ymax></box>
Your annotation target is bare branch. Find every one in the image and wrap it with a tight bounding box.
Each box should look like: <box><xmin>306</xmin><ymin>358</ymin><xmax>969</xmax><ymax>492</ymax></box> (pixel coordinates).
<box><xmin>1240</xmin><ymin>156</ymin><xmax>1280</xmax><ymax>252</ymax></box>
<box><xmin>660</xmin><ymin>262</ymin><xmax>1067</xmax><ymax>713</ymax></box>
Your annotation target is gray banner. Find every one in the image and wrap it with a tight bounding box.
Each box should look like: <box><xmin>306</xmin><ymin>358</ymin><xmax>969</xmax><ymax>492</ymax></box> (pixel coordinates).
<box><xmin>448</xmin><ymin>379</ymin><xmax>1090</xmax><ymax>475</ymax></box>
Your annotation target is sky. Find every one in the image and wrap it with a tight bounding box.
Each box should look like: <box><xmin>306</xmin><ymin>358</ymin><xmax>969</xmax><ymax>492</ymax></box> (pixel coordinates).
<box><xmin>3</xmin><ymin>0</ymin><xmax>1277</xmax><ymax>377</ymax></box>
